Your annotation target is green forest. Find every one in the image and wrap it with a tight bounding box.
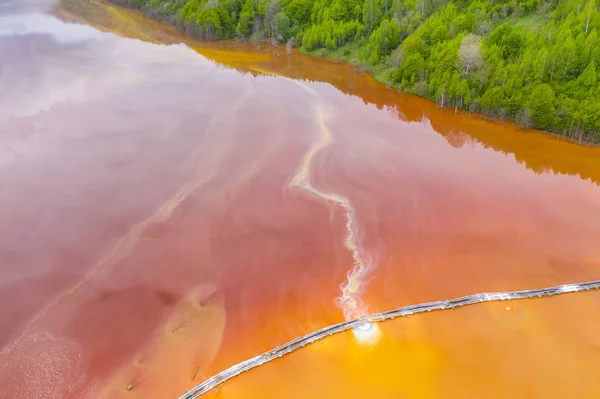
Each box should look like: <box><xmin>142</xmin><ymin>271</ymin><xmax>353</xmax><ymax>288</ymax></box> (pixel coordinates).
<box><xmin>113</xmin><ymin>0</ymin><xmax>600</xmax><ymax>142</ymax></box>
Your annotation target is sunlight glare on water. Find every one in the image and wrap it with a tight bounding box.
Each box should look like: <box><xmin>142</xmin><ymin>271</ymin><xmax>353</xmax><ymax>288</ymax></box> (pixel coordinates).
<box><xmin>352</xmin><ymin>322</ymin><xmax>381</xmax><ymax>346</ymax></box>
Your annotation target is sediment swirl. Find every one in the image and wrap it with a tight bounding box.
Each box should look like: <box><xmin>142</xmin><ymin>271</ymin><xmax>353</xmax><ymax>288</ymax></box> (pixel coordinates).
<box><xmin>288</xmin><ymin>81</ymin><xmax>372</xmax><ymax>321</ymax></box>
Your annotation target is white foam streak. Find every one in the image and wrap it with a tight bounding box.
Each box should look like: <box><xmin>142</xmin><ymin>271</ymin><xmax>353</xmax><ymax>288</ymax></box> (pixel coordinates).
<box><xmin>289</xmin><ymin>81</ymin><xmax>372</xmax><ymax>321</ymax></box>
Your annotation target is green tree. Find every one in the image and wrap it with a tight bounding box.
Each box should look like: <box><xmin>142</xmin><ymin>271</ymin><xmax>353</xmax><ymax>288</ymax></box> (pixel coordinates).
<box><xmin>362</xmin><ymin>0</ymin><xmax>382</xmax><ymax>32</ymax></box>
<box><xmin>402</xmin><ymin>34</ymin><xmax>425</xmax><ymax>57</ymax></box>
<box><xmin>398</xmin><ymin>53</ymin><xmax>426</xmax><ymax>83</ymax></box>
<box><xmin>367</xmin><ymin>18</ymin><xmax>401</xmax><ymax>62</ymax></box>
<box><xmin>236</xmin><ymin>0</ymin><xmax>255</xmax><ymax>37</ymax></box>
<box><xmin>480</xmin><ymin>86</ymin><xmax>505</xmax><ymax>115</ymax></box>
<box><xmin>578</xmin><ymin>61</ymin><xmax>597</xmax><ymax>89</ymax></box>
<box><xmin>430</xmin><ymin>24</ymin><xmax>449</xmax><ymax>45</ymax></box>
<box><xmin>529</xmin><ymin>84</ymin><xmax>556</xmax><ymax>130</ymax></box>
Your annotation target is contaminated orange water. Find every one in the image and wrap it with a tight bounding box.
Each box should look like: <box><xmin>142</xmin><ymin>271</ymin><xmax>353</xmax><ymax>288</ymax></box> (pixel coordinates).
<box><xmin>1</xmin><ymin>1</ymin><xmax>600</xmax><ymax>398</ymax></box>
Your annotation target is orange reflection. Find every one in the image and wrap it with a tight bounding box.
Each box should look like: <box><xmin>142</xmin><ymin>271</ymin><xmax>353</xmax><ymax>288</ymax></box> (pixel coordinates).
<box><xmin>218</xmin><ymin>291</ymin><xmax>600</xmax><ymax>398</ymax></box>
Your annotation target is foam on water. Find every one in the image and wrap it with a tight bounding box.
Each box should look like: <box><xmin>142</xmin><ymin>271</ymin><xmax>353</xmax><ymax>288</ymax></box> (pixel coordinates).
<box><xmin>289</xmin><ymin>81</ymin><xmax>373</xmax><ymax>321</ymax></box>
<box><xmin>0</xmin><ymin>333</ymin><xmax>83</xmax><ymax>399</ymax></box>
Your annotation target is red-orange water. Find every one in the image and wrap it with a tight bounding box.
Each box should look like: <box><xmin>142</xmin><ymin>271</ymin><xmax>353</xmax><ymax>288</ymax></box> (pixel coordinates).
<box><xmin>1</xmin><ymin>1</ymin><xmax>600</xmax><ymax>398</ymax></box>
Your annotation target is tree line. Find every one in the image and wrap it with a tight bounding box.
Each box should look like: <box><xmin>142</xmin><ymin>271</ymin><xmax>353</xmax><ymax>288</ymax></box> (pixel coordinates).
<box><xmin>112</xmin><ymin>0</ymin><xmax>600</xmax><ymax>142</ymax></box>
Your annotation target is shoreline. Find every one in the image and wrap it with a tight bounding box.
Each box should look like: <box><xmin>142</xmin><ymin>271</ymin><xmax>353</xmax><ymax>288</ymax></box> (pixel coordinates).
<box><xmin>101</xmin><ymin>0</ymin><xmax>599</xmax><ymax>147</ymax></box>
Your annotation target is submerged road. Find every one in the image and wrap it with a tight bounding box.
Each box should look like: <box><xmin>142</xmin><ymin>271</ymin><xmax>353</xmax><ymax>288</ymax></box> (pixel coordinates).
<box><xmin>178</xmin><ymin>279</ymin><xmax>600</xmax><ymax>398</ymax></box>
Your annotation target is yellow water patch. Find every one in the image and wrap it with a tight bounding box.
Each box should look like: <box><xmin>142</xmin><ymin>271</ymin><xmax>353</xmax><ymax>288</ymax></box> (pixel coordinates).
<box><xmin>97</xmin><ymin>285</ymin><xmax>226</xmax><ymax>398</ymax></box>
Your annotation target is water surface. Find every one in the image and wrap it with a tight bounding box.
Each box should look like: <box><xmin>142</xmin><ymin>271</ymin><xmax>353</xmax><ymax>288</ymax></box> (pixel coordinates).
<box><xmin>1</xmin><ymin>1</ymin><xmax>600</xmax><ymax>398</ymax></box>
